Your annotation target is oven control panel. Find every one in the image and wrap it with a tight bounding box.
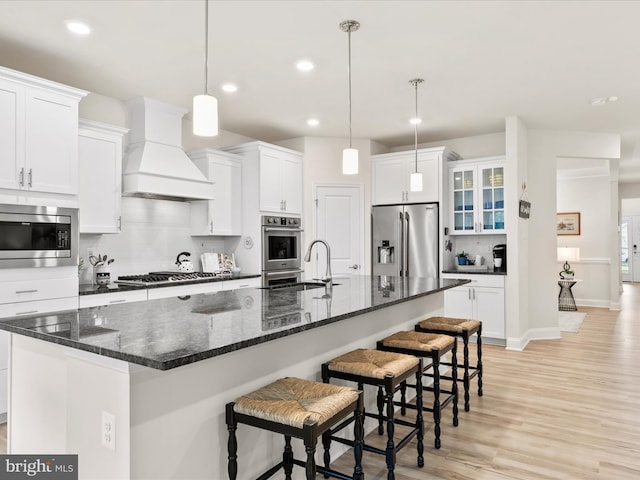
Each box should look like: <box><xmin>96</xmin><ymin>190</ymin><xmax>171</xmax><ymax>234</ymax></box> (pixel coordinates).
<box><xmin>262</xmin><ymin>216</ymin><xmax>300</xmax><ymax>226</ymax></box>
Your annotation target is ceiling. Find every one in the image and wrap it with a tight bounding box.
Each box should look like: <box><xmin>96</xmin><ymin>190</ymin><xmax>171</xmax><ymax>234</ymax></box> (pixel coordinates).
<box><xmin>2</xmin><ymin>0</ymin><xmax>640</xmax><ymax>180</ymax></box>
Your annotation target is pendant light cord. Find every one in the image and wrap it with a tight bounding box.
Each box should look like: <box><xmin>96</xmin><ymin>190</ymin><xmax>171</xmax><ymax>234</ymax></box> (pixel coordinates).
<box><xmin>347</xmin><ymin>26</ymin><xmax>353</xmax><ymax>149</ymax></box>
<box><xmin>204</xmin><ymin>0</ymin><xmax>209</xmax><ymax>95</ymax></box>
<box><xmin>414</xmin><ymin>80</ymin><xmax>418</xmax><ymax>172</ymax></box>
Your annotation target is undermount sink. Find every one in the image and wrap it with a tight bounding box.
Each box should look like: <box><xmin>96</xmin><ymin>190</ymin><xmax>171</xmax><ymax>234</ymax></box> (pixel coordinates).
<box><xmin>262</xmin><ymin>282</ymin><xmax>338</xmax><ymax>292</ymax></box>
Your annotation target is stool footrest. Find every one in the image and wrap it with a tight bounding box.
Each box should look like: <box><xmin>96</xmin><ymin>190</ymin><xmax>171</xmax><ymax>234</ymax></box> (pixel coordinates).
<box><xmin>255</xmin><ymin>461</ymin><xmax>285</xmax><ymax>480</ymax></box>
<box><xmin>291</xmin><ymin>459</ymin><xmax>357</xmax><ymax>480</ymax></box>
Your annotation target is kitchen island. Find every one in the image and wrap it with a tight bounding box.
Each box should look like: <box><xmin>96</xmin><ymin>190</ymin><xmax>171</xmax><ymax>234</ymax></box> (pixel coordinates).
<box><xmin>0</xmin><ymin>275</ymin><xmax>467</xmax><ymax>480</ymax></box>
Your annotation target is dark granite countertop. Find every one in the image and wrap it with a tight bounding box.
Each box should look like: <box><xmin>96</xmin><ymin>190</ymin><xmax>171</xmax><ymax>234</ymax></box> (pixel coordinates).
<box><xmin>441</xmin><ymin>269</ymin><xmax>507</xmax><ymax>276</ymax></box>
<box><xmin>79</xmin><ymin>274</ymin><xmax>262</xmax><ymax>296</ymax></box>
<box><xmin>0</xmin><ymin>276</ymin><xmax>468</xmax><ymax>371</ymax></box>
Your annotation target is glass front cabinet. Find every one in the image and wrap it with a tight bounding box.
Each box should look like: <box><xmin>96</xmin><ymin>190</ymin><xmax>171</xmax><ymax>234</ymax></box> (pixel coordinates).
<box><xmin>449</xmin><ymin>157</ymin><xmax>505</xmax><ymax>235</ymax></box>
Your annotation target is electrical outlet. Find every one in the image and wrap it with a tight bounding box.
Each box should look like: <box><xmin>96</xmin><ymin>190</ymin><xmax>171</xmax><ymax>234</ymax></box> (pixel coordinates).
<box><xmin>102</xmin><ymin>411</ymin><xmax>115</xmax><ymax>450</ymax></box>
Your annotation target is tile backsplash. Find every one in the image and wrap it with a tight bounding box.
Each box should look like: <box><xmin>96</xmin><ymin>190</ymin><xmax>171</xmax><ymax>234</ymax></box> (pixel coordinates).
<box><xmin>79</xmin><ymin>197</ymin><xmax>240</xmax><ymax>284</ymax></box>
<box><xmin>443</xmin><ymin>234</ymin><xmax>507</xmax><ymax>270</ymax></box>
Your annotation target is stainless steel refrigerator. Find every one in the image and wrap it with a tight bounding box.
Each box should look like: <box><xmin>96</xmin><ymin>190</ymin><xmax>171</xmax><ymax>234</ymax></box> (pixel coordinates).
<box><xmin>372</xmin><ymin>203</ymin><xmax>439</xmax><ymax>278</ymax></box>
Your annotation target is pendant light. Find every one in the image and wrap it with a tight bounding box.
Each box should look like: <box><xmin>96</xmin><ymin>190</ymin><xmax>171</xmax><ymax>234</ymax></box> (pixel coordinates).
<box><xmin>409</xmin><ymin>78</ymin><xmax>424</xmax><ymax>191</ymax></box>
<box><xmin>340</xmin><ymin>20</ymin><xmax>360</xmax><ymax>175</ymax></box>
<box><xmin>193</xmin><ymin>0</ymin><xmax>218</xmax><ymax>137</ymax></box>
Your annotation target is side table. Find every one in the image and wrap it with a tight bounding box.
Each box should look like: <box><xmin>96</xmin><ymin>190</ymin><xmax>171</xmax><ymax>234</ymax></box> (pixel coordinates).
<box><xmin>558</xmin><ymin>279</ymin><xmax>581</xmax><ymax>311</ymax></box>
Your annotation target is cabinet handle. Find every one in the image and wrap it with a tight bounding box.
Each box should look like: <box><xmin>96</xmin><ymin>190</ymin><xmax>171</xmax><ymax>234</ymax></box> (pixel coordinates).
<box><xmin>210</xmin><ymin>220</ymin><xmax>213</xmax><ymax>233</ymax></box>
<box><xmin>468</xmin><ymin>289</ymin><xmax>472</xmax><ymax>300</ymax></box>
<box><xmin>19</xmin><ymin>167</ymin><xmax>24</xmax><ymax>187</ymax></box>
<box><xmin>28</xmin><ymin>168</ymin><xmax>33</xmax><ymax>187</ymax></box>
<box><xmin>16</xmin><ymin>289</ymin><xmax>38</xmax><ymax>294</ymax></box>
<box><xmin>284</xmin><ymin>200</ymin><xmax>287</xmax><ymax>210</ymax></box>
<box><xmin>117</xmin><ymin>216</ymin><xmax>122</xmax><ymax>231</ymax></box>
<box><xmin>109</xmin><ymin>299</ymin><xmax>127</xmax><ymax>304</ymax></box>
<box><xmin>16</xmin><ymin>310</ymin><xmax>38</xmax><ymax>316</ymax></box>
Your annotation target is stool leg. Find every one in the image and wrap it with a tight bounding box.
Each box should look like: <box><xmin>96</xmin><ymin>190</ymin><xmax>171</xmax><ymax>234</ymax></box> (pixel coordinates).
<box><xmin>384</xmin><ymin>382</ymin><xmax>396</xmax><ymax>480</ymax></box>
<box><xmin>400</xmin><ymin>381</ymin><xmax>407</xmax><ymax>416</ymax></box>
<box><xmin>283</xmin><ymin>435</ymin><xmax>293</xmax><ymax>480</ymax></box>
<box><xmin>322</xmin><ymin>429</ymin><xmax>331</xmax><ymax>478</ymax></box>
<box><xmin>225</xmin><ymin>403</ymin><xmax>238</xmax><ymax>480</ymax></box>
<box><xmin>452</xmin><ymin>342</ymin><xmax>459</xmax><ymax>427</ymax></box>
<box><xmin>432</xmin><ymin>352</ymin><xmax>442</xmax><ymax>449</ymax></box>
<box><xmin>305</xmin><ymin>444</ymin><xmax>317</xmax><ymax>480</ymax></box>
<box><xmin>477</xmin><ymin>326</ymin><xmax>484</xmax><ymax>397</ymax></box>
<box><xmin>377</xmin><ymin>385</ymin><xmax>385</xmax><ymax>435</ymax></box>
<box><xmin>415</xmin><ymin>367</ymin><xmax>424</xmax><ymax>468</ymax></box>
<box><xmin>462</xmin><ymin>333</ymin><xmax>471</xmax><ymax>412</ymax></box>
<box><xmin>353</xmin><ymin>395</ymin><xmax>365</xmax><ymax>480</ymax></box>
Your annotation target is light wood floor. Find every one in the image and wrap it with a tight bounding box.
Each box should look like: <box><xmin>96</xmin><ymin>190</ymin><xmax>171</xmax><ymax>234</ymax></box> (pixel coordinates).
<box><xmin>1</xmin><ymin>286</ymin><xmax>639</xmax><ymax>479</ymax></box>
<box><xmin>332</xmin><ymin>284</ymin><xmax>640</xmax><ymax>479</ymax></box>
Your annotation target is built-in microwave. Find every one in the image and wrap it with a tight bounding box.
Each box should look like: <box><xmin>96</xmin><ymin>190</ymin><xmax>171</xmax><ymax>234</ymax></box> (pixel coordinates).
<box><xmin>0</xmin><ymin>204</ymin><xmax>78</xmax><ymax>268</ymax></box>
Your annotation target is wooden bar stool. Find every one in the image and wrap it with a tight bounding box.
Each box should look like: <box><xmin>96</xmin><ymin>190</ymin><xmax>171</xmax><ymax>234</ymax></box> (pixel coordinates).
<box><xmin>321</xmin><ymin>348</ymin><xmax>424</xmax><ymax>480</ymax></box>
<box><xmin>415</xmin><ymin>316</ymin><xmax>483</xmax><ymax>412</ymax></box>
<box><xmin>377</xmin><ymin>330</ymin><xmax>458</xmax><ymax>449</ymax></box>
<box><xmin>226</xmin><ymin>377</ymin><xmax>364</xmax><ymax>480</ymax></box>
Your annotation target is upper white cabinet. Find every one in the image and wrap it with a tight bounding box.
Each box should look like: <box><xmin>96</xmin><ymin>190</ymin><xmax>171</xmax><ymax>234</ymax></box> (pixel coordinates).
<box><xmin>188</xmin><ymin>149</ymin><xmax>242</xmax><ymax>236</ymax></box>
<box><xmin>448</xmin><ymin>156</ymin><xmax>505</xmax><ymax>235</ymax></box>
<box><xmin>222</xmin><ymin>141</ymin><xmax>302</xmax><ymax>215</ymax></box>
<box><xmin>371</xmin><ymin>147</ymin><xmax>459</xmax><ymax>205</ymax></box>
<box><xmin>78</xmin><ymin>120</ymin><xmax>128</xmax><ymax>234</ymax></box>
<box><xmin>0</xmin><ymin>67</ymin><xmax>87</xmax><ymax>196</ymax></box>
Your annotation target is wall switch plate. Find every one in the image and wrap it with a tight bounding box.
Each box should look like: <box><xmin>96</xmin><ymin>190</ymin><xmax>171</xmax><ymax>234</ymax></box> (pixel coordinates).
<box><xmin>102</xmin><ymin>411</ymin><xmax>115</xmax><ymax>450</ymax></box>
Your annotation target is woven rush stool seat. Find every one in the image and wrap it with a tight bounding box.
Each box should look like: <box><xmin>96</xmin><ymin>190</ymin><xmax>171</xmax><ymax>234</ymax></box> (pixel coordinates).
<box><xmin>415</xmin><ymin>316</ymin><xmax>483</xmax><ymax>412</ymax></box>
<box><xmin>322</xmin><ymin>348</ymin><xmax>424</xmax><ymax>479</ymax></box>
<box><xmin>377</xmin><ymin>330</ymin><xmax>458</xmax><ymax>449</ymax></box>
<box><xmin>226</xmin><ymin>377</ymin><xmax>364</xmax><ymax>480</ymax></box>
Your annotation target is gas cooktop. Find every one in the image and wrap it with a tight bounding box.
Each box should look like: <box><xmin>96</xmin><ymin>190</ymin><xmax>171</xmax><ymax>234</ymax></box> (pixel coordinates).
<box><xmin>116</xmin><ymin>272</ymin><xmax>221</xmax><ymax>286</ymax></box>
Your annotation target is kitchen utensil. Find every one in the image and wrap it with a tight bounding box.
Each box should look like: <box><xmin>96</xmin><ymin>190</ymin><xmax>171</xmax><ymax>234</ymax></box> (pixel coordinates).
<box><xmin>89</xmin><ymin>255</ymin><xmax>100</xmax><ymax>266</ymax></box>
<box><xmin>107</xmin><ymin>259</ymin><xmax>115</xmax><ymax>265</ymax></box>
<box><xmin>175</xmin><ymin>251</ymin><xmax>195</xmax><ymax>273</ymax></box>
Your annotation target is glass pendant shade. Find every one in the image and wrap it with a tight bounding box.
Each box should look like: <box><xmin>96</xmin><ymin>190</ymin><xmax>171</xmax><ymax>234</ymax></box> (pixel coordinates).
<box><xmin>193</xmin><ymin>94</ymin><xmax>218</xmax><ymax>137</ymax></box>
<box><xmin>343</xmin><ymin>148</ymin><xmax>359</xmax><ymax>175</ymax></box>
<box><xmin>410</xmin><ymin>172</ymin><xmax>423</xmax><ymax>191</ymax></box>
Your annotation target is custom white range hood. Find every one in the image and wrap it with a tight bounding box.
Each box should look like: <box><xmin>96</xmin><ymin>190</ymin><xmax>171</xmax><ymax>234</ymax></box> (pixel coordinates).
<box><xmin>122</xmin><ymin>97</ymin><xmax>213</xmax><ymax>201</ymax></box>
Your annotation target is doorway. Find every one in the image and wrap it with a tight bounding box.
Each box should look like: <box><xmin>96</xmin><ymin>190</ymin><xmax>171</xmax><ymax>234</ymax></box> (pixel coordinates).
<box><xmin>312</xmin><ymin>184</ymin><xmax>364</xmax><ymax>278</ymax></box>
<box><xmin>625</xmin><ymin>215</ymin><xmax>640</xmax><ymax>282</ymax></box>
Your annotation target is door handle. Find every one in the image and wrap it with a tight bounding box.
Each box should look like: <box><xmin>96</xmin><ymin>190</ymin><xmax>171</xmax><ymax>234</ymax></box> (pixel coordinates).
<box><xmin>405</xmin><ymin>212</ymin><xmax>410</xmax><ymax>277</ymax></box>
<box><xmin>28</xmin><ymin>168</ymin><xmax>33</xmax><ymax>188</ymax></box>
<box><xmin>19</xmin><ymin>167</ymin><xmax>24</xmax><ymax>187</ymax></box>
<box><xmin>399</xmin><ymin>211</ymin><xmax>404</xmax><ymax>276</ymax></box>
<box><xmin>348</xmin><ymin>264</ymin><xmax>359</xmax><ymax>269</ymax></box>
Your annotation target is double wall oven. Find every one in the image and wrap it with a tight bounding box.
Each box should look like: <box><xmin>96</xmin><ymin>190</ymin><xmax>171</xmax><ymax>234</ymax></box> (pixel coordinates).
<box><xmin>261</xmin><ymin>215</ymin><xmax>303</xmax><ymax>287</ymax></box>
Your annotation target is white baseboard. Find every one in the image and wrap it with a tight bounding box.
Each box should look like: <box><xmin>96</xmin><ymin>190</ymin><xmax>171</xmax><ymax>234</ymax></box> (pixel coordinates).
<box><xmin>575</xmin><ymin>297</ymin><xmax>610</xmax><ymax>308</ymax></box>
<box><xmin>506</xmin><ymin>327</ymin><xmax>561</xmax><ymax>351</ymax></box>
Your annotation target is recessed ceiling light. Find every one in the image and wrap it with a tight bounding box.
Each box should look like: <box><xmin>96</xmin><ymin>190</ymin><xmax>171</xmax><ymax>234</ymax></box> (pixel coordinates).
<box><xmin>590</xmin><ymin>98</ymin><xmax>606</xmax><ymax>106</ymax></box>
<box><xmin>65</xmin><ymin>20</ymin><xmax>91</xmax><ymax>35</ymax></box>
<box><xmin>607</xmin><ymin>96</ymin><xmax>619</xmax><ymax>103</ymax></box>
<box><xmin>307</xmin><ymin>118</ymin><xmax>319</xmax><ymax>127</ymax></box>
<box><xmin>409</xmin><ymin>117</ymin><xmax>422</xmax><ymax>125</ymax></box>
<box><xmin>296</xmin><ymin>60</ymin><xmax>315</xmax><ymax>72</ymax></box>
<box><xmin>221</xmin><ymin>83</ymin><xmax>238</xmax><ymax>93</ymax></box>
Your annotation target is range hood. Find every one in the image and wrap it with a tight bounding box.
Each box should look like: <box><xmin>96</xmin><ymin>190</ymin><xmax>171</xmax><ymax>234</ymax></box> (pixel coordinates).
<box><xmin>122</xmin><ymin>97</ymin><xmax>214</xmax><ymax>201</ymax></box>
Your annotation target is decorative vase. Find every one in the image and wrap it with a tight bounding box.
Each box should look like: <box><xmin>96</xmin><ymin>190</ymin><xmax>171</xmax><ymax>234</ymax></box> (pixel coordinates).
<box><xmin>457</xmin><ymin>256</ymin><xmax>468</xmax><ymax>266</ymax></box>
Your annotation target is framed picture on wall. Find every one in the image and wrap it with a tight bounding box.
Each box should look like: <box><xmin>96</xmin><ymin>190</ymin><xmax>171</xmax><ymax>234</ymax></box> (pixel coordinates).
<box><xmin>557</xmin><ymin>212</ymin><xmax>580</xmax><ymax>235</ymax></box>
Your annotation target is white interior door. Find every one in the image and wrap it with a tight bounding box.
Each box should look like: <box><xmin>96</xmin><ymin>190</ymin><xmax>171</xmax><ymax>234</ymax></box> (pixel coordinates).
<box><xmin>314</xmin><ymin>184</ymin><xmax>364</xmax><ymax>278</ymax></box>
<box><xmin>622</xmin><ymin>216</ymin><xmax>632</xmax><ymax>282</ymax></box>
<box><xmin>632</xmin><ymin>216</ymin><xmax>640</xmax><ymax>282</ymax></box>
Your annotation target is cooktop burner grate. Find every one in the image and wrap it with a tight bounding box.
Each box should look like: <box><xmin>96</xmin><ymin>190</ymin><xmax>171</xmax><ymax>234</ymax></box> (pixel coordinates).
<box><xmin>116</xmin><ymin>272</ymin><xmax>219</xmax><ymax>286</ymax></box>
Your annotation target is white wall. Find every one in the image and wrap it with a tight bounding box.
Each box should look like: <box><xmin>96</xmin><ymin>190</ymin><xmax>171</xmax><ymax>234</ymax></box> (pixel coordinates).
<box><xmin>392</xmin><ymin>131</ymin><xmax>506</xmax><ymax>159</ymax></box>
<box><xmin>557</xmin><ymin>172</ymin><xmax>611</xmax><ymax>307</ymax></box>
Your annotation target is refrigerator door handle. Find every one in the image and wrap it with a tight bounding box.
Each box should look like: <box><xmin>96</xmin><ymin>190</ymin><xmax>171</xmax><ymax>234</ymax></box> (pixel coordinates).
<box><xmin>399</xmin><ymin>211</ymin><xmax>404</xmax><ymax>276</ymax></box>
<box><xmin>405</xmin><ymin>212</ymin><xmax>410</xmax><ymax>277</ymax></box>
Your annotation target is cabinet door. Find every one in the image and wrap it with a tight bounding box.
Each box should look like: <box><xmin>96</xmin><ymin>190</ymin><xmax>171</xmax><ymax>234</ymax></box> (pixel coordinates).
<box><xmin>450</xmin><ymin>166</ymin><xmax>477</xmax><ymax>234</ymax></box>
<box><xmin>25</xmin><ymin>88</ymin><xmax>79</xmax><ymax>194</ymax></box>
<box><xmin>78</xmin><ymin>130</ymin><xmax>123</xmax><ymax>233</ymax></box>
<box><xmin>210</xmin><ymin>159</ymin><xmax>242</xmax><ymax>234</ymax></box>
<box><xmin>259</xmin><ymin>151</ymin><xmax>284</xmax><ymax>212</ymax></box>
<box><xmin>473</xmin><ymin>286</ymin><xmax>505</xmax><ymax>339</ymax></box>
<box><xmin>0</xmin><ymin>78</ymin><xmax>23</xmax><ymax>190</ymax></box>
<box><xmin>407</xmin><ymin>152</ymin><xmax>440</xmax><ymax>204</ymax></box>
<box><xmin>372</xmin><ymin>157</ymin><xmax>406</xmax><ymax>205</ymax></box>
<box><xmin>444</xmin><ymin>286</ymin><xmax>474</xmax><ymax>318</ymax></box>
<box><xmin>280</xmin><ymin>154</ymin><xmax>302</xmax><ymax>214</ymax></box>
<box><xmin>478</xmin><ymin>164</ymin><xmax>505</xmax><ymax>233</ymax></box>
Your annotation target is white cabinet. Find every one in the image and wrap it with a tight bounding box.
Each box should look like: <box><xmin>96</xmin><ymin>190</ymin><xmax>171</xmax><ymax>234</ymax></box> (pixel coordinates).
<box><xmin>371</xmin><ymin>147</ymin><xmax>459</xmax><ymax>205</ymax></box>
<box><xmin>222</xmin><ymin>277</ymin><xmax>261</xmax><ymax>291</ymax></box>
<box><xmin>188</xmin><ymin>149</ymin><xmax>242</xmax><ymax>236</ymax></box>
<box><xmin>448</xmin><ymin>156</ymin><xmax>505</xmax><ymax>235</ymax></box>
<box><xmin>222</xmin><ymin>141</ymin><xmax>303</xmax><ymax>214</ymax></box>
<box><xmin>0</xmin><ymin>266</ymin><xmax>79</xmax><ymax>419</ymax></box>
<box><xmin>147</xmin><ymin>281</ymin><xmax>224</xmax><ymax>300</ymax></box>
<box><xmin>442</xmin><ymin>273</ymin><xmax>505</xmax><ymax>340</ymax></box>
<box><xmin>78</xmin><ymin>120</ymin><xmax>128</xmax><ymax>234</ymax></box>
<box><xmin>0</xmin><ymin>66</ymin><xmax>87</xmax><ymax>197</ymax></box>
<box><xmin>79</xmin><ymin>289</ymin><xmax>148</xmax><ymax>308</ymax></box>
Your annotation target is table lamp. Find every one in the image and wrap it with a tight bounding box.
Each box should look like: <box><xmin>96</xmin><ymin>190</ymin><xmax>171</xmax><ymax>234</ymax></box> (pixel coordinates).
<box><xmin>557</xmin><ymin>247</ymin><xmax>580</xmax><ymax>279</ymax></box>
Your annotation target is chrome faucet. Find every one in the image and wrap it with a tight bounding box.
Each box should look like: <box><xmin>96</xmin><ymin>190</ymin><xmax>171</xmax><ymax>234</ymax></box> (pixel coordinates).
<box><xmin>304</xmin><ymin>239</ymin><xmax>332</xmax><ymax>287</ymax></box>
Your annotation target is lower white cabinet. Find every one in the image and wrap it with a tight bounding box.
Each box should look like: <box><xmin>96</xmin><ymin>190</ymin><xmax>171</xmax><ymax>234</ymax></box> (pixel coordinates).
<box><xmin>221</xmin><ymin>277</ymin><xmax>261</xmax><ymax>291</ymax></box>
<box><xmin>0</xmin><ymin>266</ymin><xmax>79</xmax><ymax>420</ymax></box>
<box><xmin>147</xmin><ymin>282</ymin><xmax>224</xmax><ymax>300</ymax></box>
<box><xmin>442</xmin><ymin>273</ymin><xmax>505</xmax><ymax>340</ymax></box>
<box><xmin>79</xmin><ymin>289</ymin><xmax>148</xmax><ymax>308</ymax></box>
